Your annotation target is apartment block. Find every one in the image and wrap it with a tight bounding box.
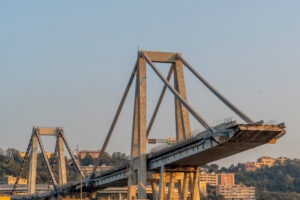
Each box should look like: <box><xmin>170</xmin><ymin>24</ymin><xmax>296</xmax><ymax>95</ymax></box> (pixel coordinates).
<box><xmin>77</xmin><ymin>150</ymin><xmax>100</xmax><ymax>159</ymax></box>
<box><xmin>257</xmin><ymin>156</ymin><xmax>275</xmax><ymax>167</ymax></box>
<box><xmin>219</xmin><ymin>173</ymin><xmax>235</xmax><ymax>186</ymax></box>
<box><xmin>1</xmin><ymin>175</ymin><xmax>27</xmax><ymax>185</ymax></box>
<box><xmin>199</xmin><ymin>172</ymin><xmax>218</xmax><ymax>186</ymax></box>
<box><xmin>217</xmin><ymin>185</ymin><xmax>255</xmax><ymax>200</ymax></box>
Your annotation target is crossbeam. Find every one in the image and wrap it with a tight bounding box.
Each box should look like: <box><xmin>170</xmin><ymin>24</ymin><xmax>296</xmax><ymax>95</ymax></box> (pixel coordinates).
<box><xmin>35</xmin><ymin>127</ymin><xmax>61</xmax><ymax>136</ymax></box>
<box><xmin>142</xmin><ymin>51</ymin><xmax>177</xmax><ymax>63</ymax></box>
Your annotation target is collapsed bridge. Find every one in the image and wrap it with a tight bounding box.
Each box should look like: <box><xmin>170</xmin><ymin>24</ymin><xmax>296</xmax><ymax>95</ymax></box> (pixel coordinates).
<box><xmin>12</xmin><ymin>51</ymin><xmax>286</xmax><ymax>200</ymax></box>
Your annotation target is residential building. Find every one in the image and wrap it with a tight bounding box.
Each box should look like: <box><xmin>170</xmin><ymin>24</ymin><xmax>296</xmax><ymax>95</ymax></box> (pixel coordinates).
<box><xmin>219</xmin><ymin>173</ymin><xmax>235</xmax><ymax>186</ymax></box>
<box><xmin>257</xmin><ymin>156</ymin><xmax>275</xmax><ymax>167</ymax></box>
<box><xmin>216</xmin><ymin>185</ymin><xmax>255</xmax><ymax>200</ymax></box>
<box><xmin>199</xmin><ymin>172</ymin><xmax>218</xmax><ymax>186</ymax></box>
<box><xmin>1</xmin><ymin>175</ymin><xmax>27</xmax><ymax>185</ymax></box>
<box><xmin>77</xmin><ymin>150</ymin><xmax>100</xmax><ymax>159</ymax></box>
<box><xmin>20</xmin><ymin>151</ymin><xmax>52</xmax><ymax>159</ymax></box>
<box><xmin>276</xmin><ymin>157</ymin><xmax>287</xmax><ymax>164</ymax></box>
<box><xmin>245</xmin><ymin>156</ymin><xmax>277</xmax><ymax>171</ymax></box>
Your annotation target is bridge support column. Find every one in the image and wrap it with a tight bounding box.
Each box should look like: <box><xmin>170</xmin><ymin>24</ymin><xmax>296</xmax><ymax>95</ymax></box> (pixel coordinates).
<box><xmin>178</xmin><ymin>177</ymin><xmax>183</xmax><ymax>197</ymax></box>
<box><xmin>137</xmin><ymin>56</ymin><xmax>147</xmax><ymax>199</ymax></box>
<box><xmin>57</xmin><ymin>135</ymin><xmax>67</xmax><ymax>185</ymax></box>
<box><xmin>127</xmin><ymin>163</ymin><xmax>137</xmax><ymax>200</ymax></box>
<box><xmin>191</xmin><ymin>167</ymin><xmax>201</xmax><ymax>200</ymax></box>
<box><xmin>174</xmin><ymin>58</ymin><xmax>191</xmax><ymax>140</ymax></box>
<box><xmin>130</xmin><ymin>55</ymin><xmax>147</xmax><ymax>199</ymax></box>
<box><xmin>151</xmin><ymin>181</ymin><xmax>158</xmax><ymax>200</ymax></box>
<box><xmin>158</xmin><ymin>165</ymin><xmax>165</xmax><ymax>200</ymax></box>
<box><xmin>28</xmin><ymin>133</ymin><xmax>38</xmax><ymax>194</ymax></box>
<box><xmin>167</xmin><ymin>172</ymin><xmax>175</xmax><ymax>200</ymax></box>
<box><xmin>180</xmin><ymin>172</ymin><xmax>190</xmax><ymax>200</ymax></box>
<box><xmin>128</xmin><ymin>184</ymin><xmax>137</xmax><ymax>200</ymax></box>
<box><xmin>189</xmin><ymin>172</ymin><xmax>194</xmax><ymax>192</ymax></box>
<box><xmin>129</xmin><ymin>73</ymin><xmax>139</xmax><ymax>200</ymax></box>
<box><xmin>88</xmin><ymin>191</ymin><xmax>97</xmax><ymax>199</ymax></box>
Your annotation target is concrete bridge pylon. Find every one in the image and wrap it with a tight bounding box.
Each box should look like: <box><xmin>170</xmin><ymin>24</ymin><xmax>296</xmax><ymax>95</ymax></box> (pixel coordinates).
<box><xmin>12</xmin><ymin>127</ymin><xmax>84</xmax><ymax>195</ymax></box>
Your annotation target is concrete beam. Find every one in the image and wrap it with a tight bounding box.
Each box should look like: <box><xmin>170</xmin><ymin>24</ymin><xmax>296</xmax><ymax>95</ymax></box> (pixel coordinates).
<box><xmin>36</xmin><ymin>127</ymin><xmax>60</xmax><ymax>136</ymax></box>
<box><xmin>192</xmin><ymin>167</ymin><xmax>200</xmax><ymax>200</ymax></box>
<box><xmin>174</xmin><ymin>59</ymin><xmax>191</xmax><ymax>140</ymax></box>
<box><xmin>28</xmin><ymin>134</ymin><xmax>38</xmax><ymax>194</ymax></box>
<box><xmin>137</xmin><ymin>56</ymin><xmax>147</xmax><ymax>199</ymax></box>
<box><xmin>58</xmin><ymin>136</ymin><xmax>67</xmax><ymax>185</ymax></box>
<box><xmin>141</xmin><ymin>51</ymin><xmax>177</xmax><ymax>63</ymax></box>
<box><xmin>158</xmin><ymin>165</ymin><xmax>165</xmax><ymax>200</ymax></box>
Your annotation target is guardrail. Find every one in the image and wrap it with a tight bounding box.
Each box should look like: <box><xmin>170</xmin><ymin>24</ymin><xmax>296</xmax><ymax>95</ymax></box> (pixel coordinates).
<box><xmin>149</xmin><ymin>119</ymin><xmax>237</xmax><ymax>157</ymax></box>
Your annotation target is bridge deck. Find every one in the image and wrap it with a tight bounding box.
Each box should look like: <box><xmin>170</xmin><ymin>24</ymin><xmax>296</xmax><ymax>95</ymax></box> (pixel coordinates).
<box><xmin>167</xmin><ymin>124</ymin><xmax>285</xmax><ymax>167</ymax></box>
<box><xmin>90</xmin><ymin>123</ymin><xmax>285</xmax><ymax>188</ymax></box>
<box><xmin>12</xmin><ymin>123</ymin><xmax>285</xmax><ymax>199</ymax></box>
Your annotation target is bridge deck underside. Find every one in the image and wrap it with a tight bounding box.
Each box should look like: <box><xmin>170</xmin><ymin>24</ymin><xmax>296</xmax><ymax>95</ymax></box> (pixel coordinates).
<box><xmin>167</xmin><ymin>125</ymin><xmax>284</xmax><ymax>167</ymax></box>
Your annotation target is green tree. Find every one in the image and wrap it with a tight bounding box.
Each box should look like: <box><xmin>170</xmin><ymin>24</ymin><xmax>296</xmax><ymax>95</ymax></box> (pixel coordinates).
<box><xmin>208</xmin><ymin>164</ymin><xmax>219</xmax><ymax>173</ymax></box>
<box><xmin>80</xmin><ymin>153</ymin><xmax>94</xmax><ymax>166</ymax></box>
<box><xmin>111</xmin><ymin>152</ymin><xmax>128</xmax><ymax>167</ymax></box>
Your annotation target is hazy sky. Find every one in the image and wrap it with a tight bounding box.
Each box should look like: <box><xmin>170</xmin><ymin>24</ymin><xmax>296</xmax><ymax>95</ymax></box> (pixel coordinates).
<box><xmin>1</xmin><ymin>1</ymin><xmax>299</xmax><ymax>166</ymax></box>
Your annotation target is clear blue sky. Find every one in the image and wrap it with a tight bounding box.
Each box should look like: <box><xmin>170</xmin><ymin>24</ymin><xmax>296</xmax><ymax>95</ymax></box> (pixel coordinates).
<box><xmin>1</xmin><ymin>1</ymin><xmax>299</xmax><ymax>165</ymax></box>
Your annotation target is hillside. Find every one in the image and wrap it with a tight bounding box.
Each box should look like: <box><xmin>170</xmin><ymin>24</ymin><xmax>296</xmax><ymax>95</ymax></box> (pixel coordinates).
<box><xmin>218</xmin><ymin>159</ymin><xmax>300</xmax><ymax>199</ymax></box>
<box><xmin>0</xmin><ymin>148</ymin><xmax>128</xmax><ymax>184</ymax></box>
<box><xmin>1</xmin><ymin>148</ymin><xmax>300</xmax><ymax>199</ymax></box>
